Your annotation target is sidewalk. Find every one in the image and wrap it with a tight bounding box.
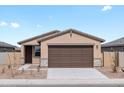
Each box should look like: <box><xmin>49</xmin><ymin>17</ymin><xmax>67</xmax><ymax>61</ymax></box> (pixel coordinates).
<box><xmin>0</xmin><ymin>79</ymin><xmax>124</xmax><ymax>87</ymax></box>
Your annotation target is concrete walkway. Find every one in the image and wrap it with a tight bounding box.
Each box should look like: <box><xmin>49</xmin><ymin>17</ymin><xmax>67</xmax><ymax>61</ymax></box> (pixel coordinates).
<box><xmin>18</xmin><ymin>64</ymin><xmax>31</xmax><ymax>70</ymax></box>
<box><xmin>47</xmin><ymin>68</ymin><xmax>108</xmax><ymax>79</ymax></box>
<box><xmin>0</xmin><ymin>79</ymin><xmax>124</xmax><ymax>87</ymax></box>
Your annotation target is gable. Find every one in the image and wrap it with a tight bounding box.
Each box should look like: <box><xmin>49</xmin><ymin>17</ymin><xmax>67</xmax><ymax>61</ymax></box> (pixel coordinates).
<box><xmin>38</xmin><ymin>29</ymin><xmax>105</xmax><ymax>43</ymax></box>
<box><xmin>18</xmin><ymin>30</ymin><xmax>60</xmax><ymax>45</ymax></box>
<box><xmin>21</xmin><ymin>38</ymin><xmax>40</xmax><ymax>45</ymax></box>
<box><xmin>40</xmin><ymin>31</ymin><xmax>102</xmax><ymax>45</ymax></box>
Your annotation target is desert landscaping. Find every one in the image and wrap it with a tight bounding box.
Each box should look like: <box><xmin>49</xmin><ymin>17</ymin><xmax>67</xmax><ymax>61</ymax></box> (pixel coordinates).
<box><xmin>0</xmin><ymin>63</ymin><xmax>124</xmax><ymax>79</ymax></box>
<box><xmin>96</xmin><ymin>67</ymin><xmax>124</xmax><ymax>79</ymax></box>
<box><xmin>0</xmin><ymin>64</ymin><xmax>47</xmax><ymax>79</ymax></box>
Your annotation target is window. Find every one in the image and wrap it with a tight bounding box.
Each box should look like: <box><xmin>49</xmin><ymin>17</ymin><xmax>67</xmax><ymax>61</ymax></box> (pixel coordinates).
<box><xmin>35</xmin><ymin>46</ymin><xmax>40</xmax><ymax>56</ymax></box>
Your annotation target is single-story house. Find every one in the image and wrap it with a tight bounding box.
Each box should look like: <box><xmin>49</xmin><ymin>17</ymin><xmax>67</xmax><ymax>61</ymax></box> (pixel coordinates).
<box><xmin>18</xmin><ymin>29</ymin><xmax>105</xmax><ymax>68</ymax></box>
<box><xmin>0</xmin><ymin>41</ymin><xmax>19</xmax><ymax>52</ymax></box>
<box><xmin>102</xmin><ymin>37</ymin><xmax>124</xmax><ymax>67</ymax></box>
<box><xmin>102</xmin><ymin>37</ymin><xmax>124</xmax><ymax>52</ymax></box>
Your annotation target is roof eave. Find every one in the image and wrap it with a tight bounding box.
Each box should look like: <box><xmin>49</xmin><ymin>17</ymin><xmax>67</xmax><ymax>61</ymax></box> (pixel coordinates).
<box><xmin>37</xmin><ymin>28</ymin><xmax>105</xmax><ymax>43</ymax></box>
<box><xmin>18</xmin><ymin>30</ymin><xmax>60</xmax><ymax>45</ymax></box>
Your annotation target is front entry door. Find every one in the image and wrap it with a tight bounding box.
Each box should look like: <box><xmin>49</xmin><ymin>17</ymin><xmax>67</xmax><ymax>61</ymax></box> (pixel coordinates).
<box><xmin>25</xmin><ymin>46</ymin><xmax>32</xmax><ymax>64</ymax></box>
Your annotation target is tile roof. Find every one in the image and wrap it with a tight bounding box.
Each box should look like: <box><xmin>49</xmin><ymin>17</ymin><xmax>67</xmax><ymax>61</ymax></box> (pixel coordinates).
<box><xmin>102</xmin><ymin>37</ymin><xmax>124</xmax><ymax>47</ymax></box>
<box><xmin>0</xmin><ymin>41</ymin><xmax>16</xmax><ymax>48</ymax></box>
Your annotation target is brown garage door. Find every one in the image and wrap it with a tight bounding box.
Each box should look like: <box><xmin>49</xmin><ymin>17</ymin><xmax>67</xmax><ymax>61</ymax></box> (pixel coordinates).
<box><xmin>48</xmin><ymin>45</ymin><xmax>93</xmax><ymax>68</ymax></box>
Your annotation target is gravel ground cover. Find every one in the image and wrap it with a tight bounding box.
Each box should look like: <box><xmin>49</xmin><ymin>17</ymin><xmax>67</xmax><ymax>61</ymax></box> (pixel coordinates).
<box><xmin>96</xmin><ymin>67</ymin><xmax>124</xmax><ymax>79</ymax></box>
<box><xmin>0</xmin><ymin>65</ymin><xmax>47</xmax><ymax>79</ymax></box>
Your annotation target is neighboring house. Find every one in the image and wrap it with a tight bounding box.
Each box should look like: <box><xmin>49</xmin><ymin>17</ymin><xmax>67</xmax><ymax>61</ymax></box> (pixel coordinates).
<box><xmin>0</xmin><ymin>41</ymin><xmax>20</xmax><ymax>64</ymax></box>
<box><xmin>102</xmin><ymin>37</ymin><xmax>124</xmax><ymax>52</ymax></box>
<box><xmin>102</xmin><ymin>37</ymin><xmax>124</xmax><ymax>67</ymax></box>
<box><xmin>0</xmin><ymin>41</ymin><xmax>18</xmax><ymax>52</ymax></box>
<box><xmin>18</xmin><ymin>29</ymin><xmax>105</xmax><ymax>68</ymax></box>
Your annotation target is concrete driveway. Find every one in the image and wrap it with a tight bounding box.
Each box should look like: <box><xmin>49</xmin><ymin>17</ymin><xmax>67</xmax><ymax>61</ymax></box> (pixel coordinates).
<box><xmin>47</xmin><ymin>68</ymin><xmax>108</xmax><ymax>79</ymax></box>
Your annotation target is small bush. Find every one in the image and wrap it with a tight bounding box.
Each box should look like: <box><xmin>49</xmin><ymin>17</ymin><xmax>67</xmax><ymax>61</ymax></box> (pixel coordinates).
<box><xmin>1</xmin><ymin>67</ymin><xmax>5</xmax><ymax>74</ymax></box>
<box><xmin>37</xmin><ymin>66</ymin><xmax>40</xmax><ymax>72</ymax></box>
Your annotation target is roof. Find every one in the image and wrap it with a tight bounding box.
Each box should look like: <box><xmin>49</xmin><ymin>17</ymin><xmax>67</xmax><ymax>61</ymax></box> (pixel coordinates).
<box><xmin>18</xmin><ymin>30</ymin><xmax>60</xmax><ymax>44</ymax></box>
<box><xmin>37</xmin><ymin>28</ymin><xmax>105</xmax><ymax>43</ymax></box>
<box><xmin>102</xmin><ymin>37</ymin><xmax>124</xmax><ymax>47</ymax></box>
<box><xmin>0</xmin><ymin>41</ymin><xmax>16</xmax><ymax>48</ymax></box>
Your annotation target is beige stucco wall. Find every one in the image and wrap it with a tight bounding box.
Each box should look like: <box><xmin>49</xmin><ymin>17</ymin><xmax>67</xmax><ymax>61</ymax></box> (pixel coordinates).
<box><xmin>21</xmin><ymin>32</ymin><xmax>58</xmax><ymax>45</ymax></box>
<box><xmin>32</xmin><ymin>46</ymin><xmax>40</xmax><ymax>64</ymax></box>
<box><xmin>20</xmin><ymin>45</ymin><xmax>24</xmax><ymax>64</ymax></box>
<box><xmin>103</xmin><ymin>52</ymin><xmax>115</xmax><ymax>67</ymax></box>
<box><xmin>32</xmin><ymin>57</ymin><xmax>40</xmax><ymax>64</ymax></box>
<box><xmin>103</xmin><ymin>52</ymin><xmax>124</xmax><ymax>68</ymax></box>
<box><xmin>20</xmin><ymin>37</ymin><xmax>43</xmax><ymax>64</ymax></box>
<box><xmin>20</xmin><ymin>33</ymin><xmax>58</xmax><ymax>64</ymax></box>
<box><xmin>40</xmin><ymin>32</ymin><xmax>102</xmax><ymax>66</ymax></box>
<box><xmin>20</xmin><ymin>45</ymin><xmax>40</xmax><ymax>64</ymax></box>
<box><xmin>119</xmin><ymin>52</ymin><xmax>124</xmax><ymax>67</ymax></box>
<box><xmin>20</xmin><ymin>37</ymin><xmax>41</xmax><ymax>64</ymax></box>
<box><xmin>21</xmin><ymin>39</ymin><xmax>39</xmax><ymax>45</ymax></box>
<box><xmin>0</xmin><ymin>52</ymin><xmax>22</xmax><ymax>65</ymax></box>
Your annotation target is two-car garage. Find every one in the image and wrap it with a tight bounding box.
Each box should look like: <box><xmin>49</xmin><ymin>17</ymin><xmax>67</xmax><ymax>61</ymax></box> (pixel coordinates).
<box><xmin>48</xmin><ymin>45</ymin><xmax>93</xmax><ymax>68</ymax></box>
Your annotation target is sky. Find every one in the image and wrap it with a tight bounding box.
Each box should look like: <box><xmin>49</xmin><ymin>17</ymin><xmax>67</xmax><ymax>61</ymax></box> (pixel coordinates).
<box><xmin>0</xmin><ymin>5</ymin><xmax>124</xmax><ymax>46</ymax></box>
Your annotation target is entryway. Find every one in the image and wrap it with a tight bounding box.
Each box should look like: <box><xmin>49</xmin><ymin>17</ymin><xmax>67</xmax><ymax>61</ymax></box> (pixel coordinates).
<box><xmin>25</xmin><ymin>46</ymin><xmax>32</xmax><ymax>64</ymax></box>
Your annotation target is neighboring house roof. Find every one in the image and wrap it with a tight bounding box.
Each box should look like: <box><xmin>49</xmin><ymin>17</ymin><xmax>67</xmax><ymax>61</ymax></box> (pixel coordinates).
<box><xmin>18</xmin><ymin>30</ymin><xmax>60</xmax><ymax>44</ymax></box>
<box><xmin>102</xmin><ymin>37</ymin><xmax>124</xmax><ymax>47</ymax></box>
<box><xmin>0</xmin><ymin>41</ymin><xmax>16</xmax><ymax>48</ymax></box>
<box><xmin>37</xmin><ymin>28</ymin><xmax>105</xmax><ymax>43</ymax></box>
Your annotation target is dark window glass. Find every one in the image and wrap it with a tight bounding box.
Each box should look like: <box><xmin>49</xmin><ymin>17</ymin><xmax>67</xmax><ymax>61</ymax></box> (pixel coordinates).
<box><xmin>35</xmin><ymin>46</ymin><xmax>40</xmax><ymax>56</ymax></box>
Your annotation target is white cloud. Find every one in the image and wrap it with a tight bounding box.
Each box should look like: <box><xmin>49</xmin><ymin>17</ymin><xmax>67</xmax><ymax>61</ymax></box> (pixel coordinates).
<box><xmin>36</xmin><ymin>24</ymin><xmax>43</xmax><ymax>28</ymax></box>
<box><xmin>10</xmin><ymin>22</ymin><xmax>20</xmax><ymax>28</ymax></box>
<box><xmin>102</xmin><ymin>5</ymin><xmax>112</xmax><ymax>11</ymax></box>
<box><xmin>48</xmin><ymin>16</ymin><xmax>53</xmax><ymax>20</ymax></box>
<box><xmin>0</xmin><ymin>21</ymin><xmax>8</xmax><ymax>27</ymax></box>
